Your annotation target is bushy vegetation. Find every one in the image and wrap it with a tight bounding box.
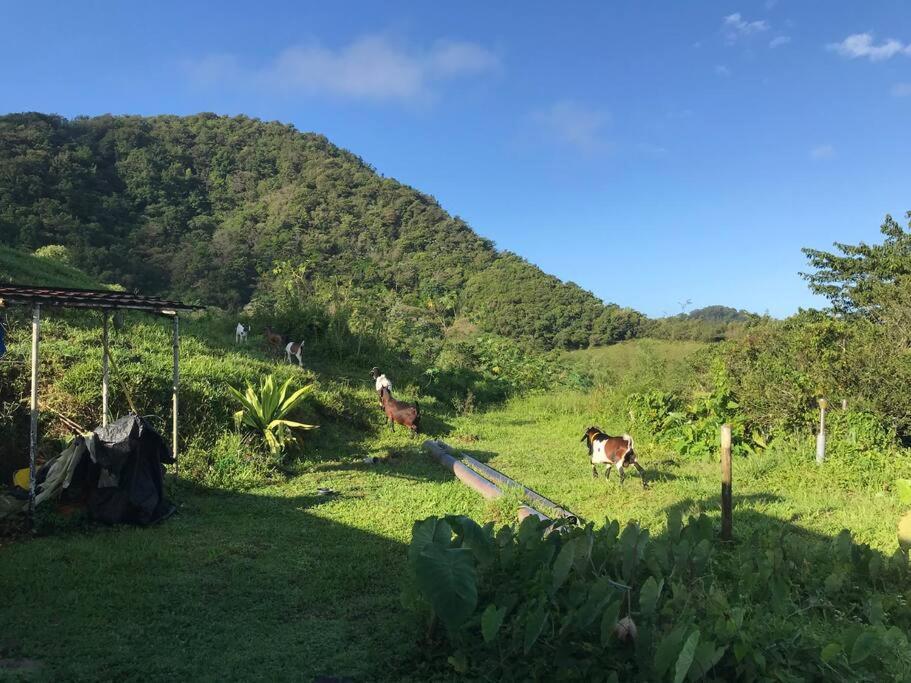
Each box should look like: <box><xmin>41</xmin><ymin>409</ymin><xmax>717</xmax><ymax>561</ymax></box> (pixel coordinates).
<box><xmin>405</xmin><ymin>513</ymin><xmax>911</xmax><ymax>681</ymax></box>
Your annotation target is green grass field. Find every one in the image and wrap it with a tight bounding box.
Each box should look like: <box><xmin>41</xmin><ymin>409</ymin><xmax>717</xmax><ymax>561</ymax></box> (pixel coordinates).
<box><xmin>1</xmin><ymin>292</ymin><xmax>908</xmax><ymax>681</ymax></box>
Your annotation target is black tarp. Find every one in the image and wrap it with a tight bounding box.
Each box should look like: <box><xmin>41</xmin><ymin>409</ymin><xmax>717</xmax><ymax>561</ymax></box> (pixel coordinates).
<box><xmin>35</xmin><ymin>415</ymin><xmax>176</xmax><ymax>525</ymax></box>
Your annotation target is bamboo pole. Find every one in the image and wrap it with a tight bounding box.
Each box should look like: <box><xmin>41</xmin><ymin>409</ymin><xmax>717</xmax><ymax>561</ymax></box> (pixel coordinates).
<box><xmin>28</xmin><ymin>304</ymin><xmax>40</xmax><ymax>524</ymax></box>
<box><xmin>720</xmin><ymin>424</ymin><xmax>733</xmax><ymax>541</ymax></box>
<box><xmin>102</xmin><ymin>311</ymin><xmax>110</xmax><ymax>427</ymax></box>
<box><xmin>171</xmin><ymin>314</ymin><xmax>180</xmax><ymax>475</ymax></box>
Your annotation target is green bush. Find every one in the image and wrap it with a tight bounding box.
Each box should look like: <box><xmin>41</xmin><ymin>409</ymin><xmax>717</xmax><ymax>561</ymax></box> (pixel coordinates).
<box><xmin>34</xmin><ymin>244</ymin><xmax>73</xmax><ymax>265</ymax></box>
<box><xmin>404</xmin><ymin>514</ymin><xmax>911</xmax><ymax>681</ymax></box>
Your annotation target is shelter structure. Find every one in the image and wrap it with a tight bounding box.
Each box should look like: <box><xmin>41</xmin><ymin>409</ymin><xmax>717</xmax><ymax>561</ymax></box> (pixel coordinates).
<box><xmin>0</xmin><ymin>284</ymin><xmax>202</xmax><ymax>521</ymax></box>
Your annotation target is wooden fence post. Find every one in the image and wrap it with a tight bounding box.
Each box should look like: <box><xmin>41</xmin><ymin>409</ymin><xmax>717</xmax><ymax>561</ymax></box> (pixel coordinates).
<box><xmin>816</xmin><ymin>398</ymin><xmax>828</xmax><ymax>464</ymax></box>
<box><xmin>721</xmin><ymin>424</ymin><xmax>732</xmax><ymax>541</ymax></box>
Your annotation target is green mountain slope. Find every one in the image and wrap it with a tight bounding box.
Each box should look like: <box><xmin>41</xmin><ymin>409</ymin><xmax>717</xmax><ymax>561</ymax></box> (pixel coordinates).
<box><xmin>0</xmin><ymin>112</ymin><xmax>639</xmax><ymax>349</ymax></box>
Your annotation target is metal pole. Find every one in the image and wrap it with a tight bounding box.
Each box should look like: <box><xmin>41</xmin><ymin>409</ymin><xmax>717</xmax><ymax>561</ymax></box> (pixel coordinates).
<box><xmin>28</xmin><ymin>304</ymin><xmax>40</xmax><ymax>524</ymax></box>
<box><xmin>172</xmin><ymin>314</ymin><xmax>179</xmax><ymax>475</ymax></box>
<box><xmin>102</xmin><ymin>311</ymin><xmax>110</xmax><ymax>427</ymax></box>
<box><xmin>720</xmin><ymin>424</ymin><xmax>733</xmax><ymax>541</ymax></box>
<box><xmin>816</xmin><ymin>398</ymin><xmax>828</xmax><ymax>464</ymax></box>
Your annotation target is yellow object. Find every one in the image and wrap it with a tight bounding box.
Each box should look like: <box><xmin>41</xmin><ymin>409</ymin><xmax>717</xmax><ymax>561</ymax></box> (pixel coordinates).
<box><xmin>13</xmin><ymin>467</ymin><xmax>30</xmax><ymax>490</ymax></box>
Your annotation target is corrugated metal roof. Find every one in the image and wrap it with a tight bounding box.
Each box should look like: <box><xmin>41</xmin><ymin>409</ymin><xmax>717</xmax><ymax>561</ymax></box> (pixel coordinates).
<box><xmin>0</xmin><ymin>284</ymin><xmax>203</xmax><ymax>313</ymax></box>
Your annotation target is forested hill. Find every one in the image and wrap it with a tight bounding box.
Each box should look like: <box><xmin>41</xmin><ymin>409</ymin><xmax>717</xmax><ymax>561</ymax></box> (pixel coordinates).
<box><xmin>0</xmin><ymin>112</ymin><xmax>641</xmax><ymax>350</ymax></box>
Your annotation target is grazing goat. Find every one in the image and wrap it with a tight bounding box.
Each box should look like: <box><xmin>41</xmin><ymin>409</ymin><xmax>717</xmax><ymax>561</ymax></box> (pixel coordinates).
<box><xmin>264</xmin><ymin>326</ymin><xmax>284</xmax><ymax>353</ymax></box>
<box><xmin>379</xmin><ymin>386</ymin><xmax>420</xmax><ymax>435</ymax></box>
<box><xmin>235</xmin><ymin>323</ymin><xmax>248</xmax><ymax>344</ymax></box>
<box><xmin>580</xmin><ymin>426</ymin><xmax>648</xmax><ymax>488</ymax></box>
<box><xmin>370</xmin><ymin>367</ymin><xmax>393</xmax><ymax>405</ymax></box>
<box><xmin>285</xmin><ymin>339</ymin><xmax>304</xmax><ymax>367</ymax></box>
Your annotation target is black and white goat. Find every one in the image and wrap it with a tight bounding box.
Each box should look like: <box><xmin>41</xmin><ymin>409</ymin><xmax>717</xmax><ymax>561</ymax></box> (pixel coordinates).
<box><xmin>580</xmin><ymin>426</ymin><xmax>648</xmax><ymax>488</ymax></box>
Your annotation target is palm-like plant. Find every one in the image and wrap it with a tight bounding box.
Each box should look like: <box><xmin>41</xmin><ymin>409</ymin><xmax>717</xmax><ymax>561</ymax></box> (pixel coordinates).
<box><xmin>228</xmin><ymin>375</ymin><xmax>318</xmax><ymax>456</ymax></box>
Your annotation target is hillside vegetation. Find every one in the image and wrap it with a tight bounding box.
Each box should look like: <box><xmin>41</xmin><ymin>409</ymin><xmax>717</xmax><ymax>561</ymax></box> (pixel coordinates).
<box><xmin>0</xmin><ymin>112</ymin><xmax>643</xmax><ymax>350</ymax></box>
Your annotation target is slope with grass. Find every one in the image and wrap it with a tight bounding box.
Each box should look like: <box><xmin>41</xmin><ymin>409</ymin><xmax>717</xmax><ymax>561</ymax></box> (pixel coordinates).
<box><xmin>0</xmin><ymin>244</ymin><xmax>108</xmax><ymax>289</ymax></box>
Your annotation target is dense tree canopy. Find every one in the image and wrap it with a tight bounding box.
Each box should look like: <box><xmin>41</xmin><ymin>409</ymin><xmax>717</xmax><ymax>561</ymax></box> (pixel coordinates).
<box><xmin>0</xmin><ymin>112</ymin><xmax>637</xmax><ymax>350</ymax></box>
<box><xmin>802</xmin><ymin>212</ymin><xmax>911</xmax><ymax>315</ymax></box>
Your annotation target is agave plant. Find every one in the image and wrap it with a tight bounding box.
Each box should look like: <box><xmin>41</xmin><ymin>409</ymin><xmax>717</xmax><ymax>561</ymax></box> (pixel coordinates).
<box><xmin>228</xmin><ymin>374</ymin><xmax>317</xmax><ymax>456</ymax></box>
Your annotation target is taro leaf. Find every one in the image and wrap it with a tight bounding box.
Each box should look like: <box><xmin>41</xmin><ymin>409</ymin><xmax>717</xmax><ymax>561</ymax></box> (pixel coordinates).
<box><xmin>654</xmin><ymin>626</ymin><xmax>686</xmax><ymax>679</ymax></box>
<box><xmin>523</xmin><ymin>602</ymin><xmax>549</xmax><ymax>653</ymax></box>
<box><xmin>551</xmin><ymin>540</ymin><xmax>576</xmax><ymax>593</ymax></box>
<box><xmin>600</xmin><ymin>598</ymin><xmax>622</xmax><ymax>646</ymax></box>
<box><xmin>409</xmin><ymin>517</ymin><xmax>452</xmax><ymax>566</ymax></box>
<box><xmin>414</xmin><ymin>543</ymin><xmax>477</xmax><ymax>631</ymax></box>
<box><xmin>481</xmin><ymin>604</ymin><xmax>506</xmax><ymax>644</ymax></box>
<box><xmin>833</xmin><ymin>529</ymin><xmax>853</xmax><ymax>562</ymax></box>
<box><xmin>690</xmin><ymin>641</ymin><xmax>725</xmax><ymax>680</ymax></box>
<box><xmin>447</xmin><ymin>515</ymin><xmax>495</xmax><ymax>566</ymax></box>
<box><xmin>850</xmin><ymin>630</ymin><xmax>878</xmax><ymax>664</ymax></box>
<box><xmin>674</xmin><ymin>629</ymin><xmax>700</xmax><ymax>683</ymax></box>
<box><xmin>820</xmin><ymin>642</ymin><xmax>842</xmax><ymax>664</ymax></box>
<box><xmin>896</xmin><ymin>479</ymin><xmax>911</xmax><ymax>506</ymax></box>
<box><xmin>639</xmin><ymin>576</ymin><xmax>663</xmax><ymax>616</ymax></box>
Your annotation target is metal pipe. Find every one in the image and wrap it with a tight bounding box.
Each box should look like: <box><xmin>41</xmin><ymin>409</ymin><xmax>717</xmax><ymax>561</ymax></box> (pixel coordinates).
<box><xmin>424</xmin><ymin>440</ymin><xmax>503</xmax><ymax>500</ymax></box>
<box><xmin>28</xmin><ymin>304</ymin><xmax>40</xmax><ymax>524</ymax></box>
<box><xmin>459</xmin><ymin>452</ymin><xmax>576</xmax><ymax>519</ymax></box>
<box><xmin>102</xmin><ymin>311</ymin><xmax>110</xmax><ymax>427</ymax></box>
<box><xmin>171</xmin><ymin>314</ymin><xmax>179</xmax><ymax>475</ymax></box>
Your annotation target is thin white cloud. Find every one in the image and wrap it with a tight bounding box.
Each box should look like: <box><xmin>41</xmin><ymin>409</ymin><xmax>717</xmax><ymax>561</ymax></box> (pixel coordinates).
<box><xmin>769</xmin><ymin>36</ymin><xmax>791</xmax><ymax>48</ymax></box>
<box><xmin>828</xmin><ymin>33</ymin><xmax>911</xmax><ymax>62</ymax></box>
<box><xmin>532</xmin><ymin>101</ymin><xmax>610</xmax><ymax>152</ymax></box>
<box><xmin>892</xmin><ymin>83</ymin><xmax>911</xmax><ymax>97</ymax></box>
<box><xmin>184</xmin><ymin>35</ymin><xmax>500</xmax><ymax>101</ymax></box>
<box><xmin>810</xmin><ymin>144</ymin><xmax>835</xmax><ymax>160</ymax></box>
<box><xmin>714</xmin><ymin>64</ymin><xmax>732</xmax><ymax>77</ymax></box>
<box><xmin>722</xmin><ymin>13</ymin><xmax>770</xmax><ymax>44</ymax></box>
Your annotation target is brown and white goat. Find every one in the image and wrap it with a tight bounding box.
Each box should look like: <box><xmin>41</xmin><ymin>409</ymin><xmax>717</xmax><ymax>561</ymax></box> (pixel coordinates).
<box><xmin>380</xmin><ymin>386</ymin><xmax>420</xmax><ymax>435</ymax></box>
<box><xmin>580</xmin><ymin>426</ymin><xmax>647</xmax><ymax>488</ymax></box>
<box><xmin>285</xmin><ymin>339</ymin><xmax>304</xmax><ymax>367</ymax></box>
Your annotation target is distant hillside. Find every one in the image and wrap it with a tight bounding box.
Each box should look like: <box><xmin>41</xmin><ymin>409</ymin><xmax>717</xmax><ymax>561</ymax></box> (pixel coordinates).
<box><xmin>0</xmin><ymin>245</ymin><xmax>106</xmax><ymax>289</ymax></box>
<box><xmin>686</xmin><ymin>305</ymin><xmax>754</xmax><ymax>323</ymax></box>
<box><xmin>0</xmin><ymin>112</ymin><xmax>640</xmax><ymax>349</ymax></box>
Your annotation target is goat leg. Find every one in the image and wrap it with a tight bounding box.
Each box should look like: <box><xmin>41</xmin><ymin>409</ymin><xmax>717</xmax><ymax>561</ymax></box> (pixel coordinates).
<box><xmin>633</xmin><ymin>461</ymin><xmax>648</xmax><ymax>489</ymax></box>
<box><xmin>591</xmin><ymin>464</ymin><xmax>598</xmax><ymax>478</ymax></box>
<box><xmin>619</xmin><ymin>467</ymin><xmax>626</xmax><ymax>485</ymax></box>
<box><xmin>605</xmin><ymin>465</ymin><xmax>611</xmax><ymax>480</ymax></box>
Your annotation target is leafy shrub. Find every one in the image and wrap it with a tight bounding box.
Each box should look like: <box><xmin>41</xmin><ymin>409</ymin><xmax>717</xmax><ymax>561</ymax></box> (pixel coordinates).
<box><xmin>404</xmin><ymin>514</ymin><xmax>911</xmax><ymax>681</ymax></box>
<box><xmin>229</xmin><ymin>375</ymin><xmax>317</xmax><ymax>460</ymax></box>
<box><xmin>33</xmin><ymin>244</ymin><xmax>73</xmax><ymax>265</ymax></box>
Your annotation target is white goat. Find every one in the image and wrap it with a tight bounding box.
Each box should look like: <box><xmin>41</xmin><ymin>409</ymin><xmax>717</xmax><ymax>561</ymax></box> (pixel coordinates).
<box><xmin>235</xmin><ymin>323</ymin><xmax>248</xmax><ymax>344</ymax></box>
<box><xmin>285</xmin><ymin>340</ymin><xmax>304</xmax><ymax>367</ymax></box>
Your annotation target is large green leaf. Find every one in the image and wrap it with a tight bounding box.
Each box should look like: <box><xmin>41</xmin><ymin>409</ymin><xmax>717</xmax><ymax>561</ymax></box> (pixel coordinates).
<box><xmin>414</xmin><ymin>544</ymin><xmax>477</xmax><ymax>631</ymax></box>
<box><xmin>674</xmin><ymin>629</ymin><xmax>700</xmax><ymax>683</ymax></box>
<box><xmin>654</xmin><ymin>627</ymin><xmax>686</xmax><ymax>679</ymax></box>
<box><xmin>850</xmin><ymin>630</ymin><xmax>878</xmax><ymax>664</ymax></box>
<box><xmin>523</xmin><ymin>601</ymin><xmax>549</xmax><ymax>653</ymax></box>
<box><xmin>551</xmin><ymin>540</ymin><xmax>576</xmax><ymax>593</ymax></box>
<box><xmin>481</xmin><ymin>604</ymin><xmax>506</xmax><ymax>644</ymax></box>
<box><xmin>600</xmin><ymin>598</ymin><xmax>622</xmax><ymax>646</ymax></box>
<box><xmin>639</xmin><ymin>576</ymin><xmax>663</xmax><ymax>616</ymax></box>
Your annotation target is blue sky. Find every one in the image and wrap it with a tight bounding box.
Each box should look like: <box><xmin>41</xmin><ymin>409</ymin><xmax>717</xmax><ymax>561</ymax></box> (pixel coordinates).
<box><xmin>2</xmin><ymin>1</ymin><xmax>910</xmax><ymax>317</ymax></box>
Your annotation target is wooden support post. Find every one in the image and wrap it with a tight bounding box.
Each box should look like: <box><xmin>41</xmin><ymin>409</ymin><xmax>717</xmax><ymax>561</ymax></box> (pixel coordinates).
<box><xmin>720</xmin><ymin>424</ymin><xmax>733</xmax><ymax>541</ymax></box>
<box><xmin>171</xmin><ymin>314</ymin><xmax>180</xmax><ymax>476</ymax></box>
<box><xmin>102</xmin><ymin>311</ymin><xmax>110</xmax><ymax>427</ymax></box>
<box><xmin>28</xmin><ymin>304</ymin><xmax>40</xmax><ymax>524</ymax></box>
<box><xmin>816</xmin><ymin>398</ymin><xmax>828</xmax><ymax>464</ymax></box>
<box><xmin>841</xmin><ymin>398</ymin><xmax>848</xmax><ymax>411</ymax></box>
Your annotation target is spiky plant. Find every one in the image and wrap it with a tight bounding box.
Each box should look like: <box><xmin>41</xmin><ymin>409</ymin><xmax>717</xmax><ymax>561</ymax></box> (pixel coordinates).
<box><xmin>228</xmin><ymin>375</ymin><xmax>317</xmax><ymax>456</ymax></box>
